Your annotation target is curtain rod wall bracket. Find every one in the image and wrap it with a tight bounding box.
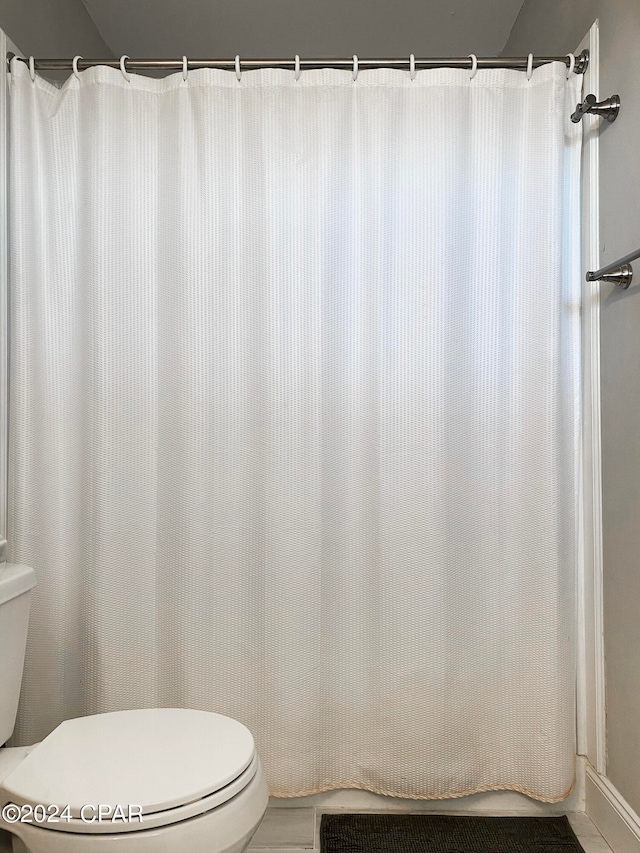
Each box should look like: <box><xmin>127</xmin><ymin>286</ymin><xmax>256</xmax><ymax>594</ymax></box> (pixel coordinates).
<box><xmin>574</xmin><ymin>49</ymin><xmax>590</xmax><ymax>74</ymax></box>
<box><xmin>571</xmin><ymin>93</ymin><xmax>620</xmax><ymax>124</ymax></box>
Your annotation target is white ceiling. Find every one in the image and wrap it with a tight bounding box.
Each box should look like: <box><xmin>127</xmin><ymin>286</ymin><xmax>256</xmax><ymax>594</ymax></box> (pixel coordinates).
<box><xmin>78</xmin><ymin>0</ymin><xmax>527</xmax><ymax>60</ymax></box>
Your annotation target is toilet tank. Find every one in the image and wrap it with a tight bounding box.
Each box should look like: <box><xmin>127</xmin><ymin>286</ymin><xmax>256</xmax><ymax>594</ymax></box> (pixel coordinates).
<box><xmin>0</xmin><ymin>564</ymin><xmax>36</xmax><ymax>746</ymax></box>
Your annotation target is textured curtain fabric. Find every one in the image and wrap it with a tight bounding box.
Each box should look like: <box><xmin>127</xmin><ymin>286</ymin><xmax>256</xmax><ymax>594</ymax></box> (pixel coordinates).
<box><xmin>8</xmin><ymin>59</ymin><xmax>581</xmax><ymax>800</ymax></box>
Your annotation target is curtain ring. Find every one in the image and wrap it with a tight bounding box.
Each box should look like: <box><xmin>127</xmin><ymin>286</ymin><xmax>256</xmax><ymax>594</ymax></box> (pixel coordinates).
<box><xmin>352</xmin><ymin>54</ymin><xmax>359</xmax><ymax>82</ymax></box>
<box><xmin>28</xmin><ymin>56</ymin><xmax>36</xmax><ymax>82</ymax></box>
<box><xmin>182</xmin><ymin>55</ymin><xmax>188</xmax><ymax>82</ymax></box>
<box><xmin>566</xmin><ymin>53</ymin><xmax>576</xmax><ymax>79</ymax></box>
<box><xmin>294</xmin><ymin>54</ymin><xmax>301</xmax><ymax>81</ymax></box>
<box><xmin>468</xmin><ymin>54</ymin><xmax>478</xmax><ymax>80</ymax></box>
<box><xmin>409</xmin><ymin>54</ymin><xmax>416</xmax><ymax>81</ymax></box>
<box><xmin>72</xmin><ymin>55</ymin><xmax>83</xmax><ymax>80</ymax></box>
<box><xmin>526</xmin><ymin>53</ymin><xmax>533</xmax><ymax>81</ymax></box>
<box><xmin>120</xmin><ymin>55</ymin><xmax>131</xmax><ymax>83</ymax></box>
<box><xmin>235</xmin><ymin>55</ymin><xmax>242</xmax><ymax>82</ymax></box>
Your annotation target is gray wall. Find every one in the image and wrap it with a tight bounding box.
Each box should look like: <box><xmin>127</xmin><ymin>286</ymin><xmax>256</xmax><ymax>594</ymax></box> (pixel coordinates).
<box><xmin>506</xmin><ymin>0</ymin><xmax>640</xmax><ymax>817</ymax></box>
<box><xmin>1</xmin><ymin>0</ymin><xmax>111</xmax><ymax>60</ymax></box>
<box><xmin>78</xmin><ymin>0</ymin><xmax>522</xmax><ymax>60</ymax></box>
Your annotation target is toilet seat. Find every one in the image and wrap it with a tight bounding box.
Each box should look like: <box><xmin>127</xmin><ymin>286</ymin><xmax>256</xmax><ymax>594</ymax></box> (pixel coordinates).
<box><xmin>3</xmin><ymin>754</ymin><xmax>260</xmax><ymax>835</ymax></box>
<box><xmin>1</xmin><ymin>708</ymin><xmax>257</xmax><ymax>834</ymax></box>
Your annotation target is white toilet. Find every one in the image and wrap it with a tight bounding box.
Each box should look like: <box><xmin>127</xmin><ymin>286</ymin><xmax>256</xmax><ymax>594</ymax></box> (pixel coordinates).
<box><xmin>0</xmin><ymin>564</ymin><xmax>269</xmax><ymax>853</ymax></box>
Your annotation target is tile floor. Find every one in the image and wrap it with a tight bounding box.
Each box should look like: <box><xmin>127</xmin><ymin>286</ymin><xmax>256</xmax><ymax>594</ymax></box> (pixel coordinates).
<box><xmin>248</xmin><ymin>807</ymin><xmax>614</xmax><ymax>853</ymax></box>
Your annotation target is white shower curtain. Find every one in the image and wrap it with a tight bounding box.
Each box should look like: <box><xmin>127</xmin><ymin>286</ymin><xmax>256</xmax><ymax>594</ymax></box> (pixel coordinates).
<box><xmin>8</xmin><ymin>58</ymin><xmax>582</xmax><ymax>801</ymax></box>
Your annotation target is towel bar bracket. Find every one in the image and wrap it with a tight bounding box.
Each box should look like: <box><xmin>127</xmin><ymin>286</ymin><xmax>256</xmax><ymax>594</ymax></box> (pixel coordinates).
<box><xmin>586</xmin><ymin>264</ymin><xmax>633</xmax><ymax>289</ymax></box>
<box><xmin>571</xmin><ymin>93</ymin><xmax>620</xmax><ymax>124</ymax></box>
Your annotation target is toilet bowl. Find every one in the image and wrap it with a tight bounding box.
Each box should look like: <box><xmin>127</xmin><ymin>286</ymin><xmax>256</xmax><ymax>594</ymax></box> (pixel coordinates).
<box><xmin>0</xmin><ymin>565</ymin><xmax>269</xmax><ymax>853</ymax></box>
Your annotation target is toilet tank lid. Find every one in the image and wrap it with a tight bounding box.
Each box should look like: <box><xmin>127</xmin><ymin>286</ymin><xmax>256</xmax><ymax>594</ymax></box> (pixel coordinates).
<box><xmin>0</xmin><ymin>564</ymin><xmax>36</xmax><ymax>605</ymax></box>
<box><xmin>1</xmin><ymin>708</ymin><xmax>256</xmax><ymax>817</ymax></box>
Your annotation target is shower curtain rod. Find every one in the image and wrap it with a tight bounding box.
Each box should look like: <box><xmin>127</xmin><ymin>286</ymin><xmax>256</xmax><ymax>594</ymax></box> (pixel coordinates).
<box><xmin>7</xmin><ymin>50</ymin><xmax>589</xmax><ymax>74</ymax></box>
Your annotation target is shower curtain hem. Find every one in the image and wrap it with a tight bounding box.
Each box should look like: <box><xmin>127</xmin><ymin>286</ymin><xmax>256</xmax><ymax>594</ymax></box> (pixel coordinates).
<box><xmin>268</xmin><ymin>777</ymin><xmax>576</xmax><ymax>804</ymax></box>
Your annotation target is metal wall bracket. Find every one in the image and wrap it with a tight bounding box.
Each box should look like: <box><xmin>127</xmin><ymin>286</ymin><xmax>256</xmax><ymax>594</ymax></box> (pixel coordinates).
<box><xmin>587</xmin><ymin>247</ymin><xmax>640</xmax><ymax>289</ymax></box>
<box><xmin>586</xmin><ymin>264</ymin><xmax>633</xmax><ymax>289</ymax></box>
<box><xmin>571</xmin><ymin>93</ymin><xmax>620</xmax><ymax>124</ymax></box>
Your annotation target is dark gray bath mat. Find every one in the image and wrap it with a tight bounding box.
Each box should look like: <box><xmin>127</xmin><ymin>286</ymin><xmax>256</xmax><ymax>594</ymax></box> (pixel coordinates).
<box><xmin>320</xmin><ymin>813</ymin><xmax>585</xmax><ymax>852</ymax></box>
